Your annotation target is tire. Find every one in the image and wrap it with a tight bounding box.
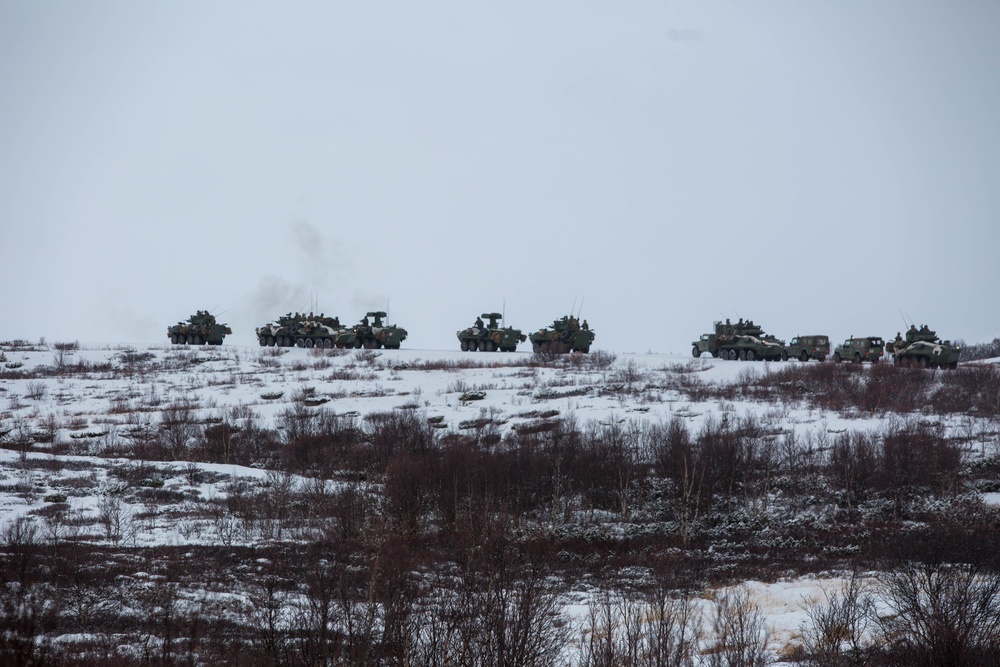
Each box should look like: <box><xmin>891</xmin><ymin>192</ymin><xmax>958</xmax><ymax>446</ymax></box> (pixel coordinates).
<box><xmin>179</xmin><ymin>335</ymin><xmax>188</xmax><ymax>345</ymax></box>
<box><xmin>711</xmin><ymin>351</ymin><xmax>719</xmax><ymax>358</ymax></box>
<box><xmin>780</xmin><ymin>350</ymin><xmax>788</xmax><ymax>361</ymax></box>
<box><xmin>746</xmin><ymin>349</ymin><xmax>756</xmax><ymax>361</ymax></box>
<box><xmin>171</xmin><ymin>335</ymin><xmax>179</xmax><ymax>345</ymax></box>
<box><xmin>738</xmin><ymin>349</ymin><xmax>747</xmax><ymax>361</ymax></box>
<box><xmin>692</xmin><ymin>346</ymin><xmax>701</xmax><ymax>358</ymax></box>
<box><xmin>919</xmin><ymin>357</ymin><xmax>930</xmax><ymax>369</ymax></box>
<box><xmin>532</xmin><ymin>343</ymin><xmax>541</xmax><ymax>353</ymax></box>
<box><xmin>460</xmin><ymin>340</ymin><xmax>469</xmax><ymax>352</ymax></box>
<box><xmin>853</xmin><ymin>353</ymin><xmax>861</xmax><ymax>364</ymax></box>
<box><xmin>468</xmin><ymin>340</ymin><xmax>478</xmax><ymax>351</ymax></box>
<box><xmin>800</xmin><ymin>351</ymin><xmax>809</xmax><ymax>362</ymax></box>
<box><xmin>267</xmin><ymin>336</ymin><xmax>275</xmax><ymax>347</ymax></box>
<box><xmin>834</xmin><ymin>353</ymin><xmax>842</xmax><ymax>363</ymax></box>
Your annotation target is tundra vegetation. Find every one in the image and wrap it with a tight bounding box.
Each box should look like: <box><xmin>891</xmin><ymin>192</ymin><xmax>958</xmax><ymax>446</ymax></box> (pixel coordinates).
<box><xmin>1</xmin><ymin>340</ymin><xmax>999</xmax><ymax>665</ymax></box>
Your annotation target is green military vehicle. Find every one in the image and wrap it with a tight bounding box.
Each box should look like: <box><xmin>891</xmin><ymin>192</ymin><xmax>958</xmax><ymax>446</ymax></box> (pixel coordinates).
<box><xmin>351</xmin><ymin>311</ymin><xmax>408</xmax><ymax>349</ymax></box>
<box><xmin>887</xmin><ymin>325</ymin><xmax>960</xmax><ymax>369</ymax></box>
<box><xmin>781</xmin><ymin>334</ymin><xmax>830</xmax><ymax>362</ymax></box>
<box><xmin>530</xmin><ymin>315</ymin><xmax>595</xmax><ymax>353</ymax></box>
<box><xmin>832</xmin><ymin>336</ymin><xmax>884</xmax><ymax>364</ymax></box>
<box><xmin>457</xmin><ymin>313</ymin><xmax>527</xmax><ymax>352</ymax></box>
<box><xmin>692</xmin><ymin>319</ymin><xmax>784</xmax><ymax>361</ymax></box>
<box><xmin>168</xmin><ymin>311</ymin><xmax>232</xmax><ymax>345</ymax></box>
<box><xmin>256</xmin><ymin>313</ymin><xmax>356</xmax><ymax>348</ymax></box>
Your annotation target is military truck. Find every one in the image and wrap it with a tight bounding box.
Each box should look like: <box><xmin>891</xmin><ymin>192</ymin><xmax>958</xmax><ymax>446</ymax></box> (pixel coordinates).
<box><xmin>781</xmin><ymin>335</ymin><xmax>830</xmax><ymax>362</ymax></box>
<box><xmin>887</xmin><ymin>325</ymin><xmax>961</xmax><ymax>369</ymax></box>
<box><xmin>530</xmin><ymin>315</ymin><xmax>595</xmax><ymax>353</ymax></box>
<box><xmin>256</xmin><ymin>313</ymin><xmax>357</xmax><ymax>348</ymax></box>
<box><xmin>457</xmin><ymin>313</ymin><xmax>527</xmax><ymax>352</ymax></box>
<box><xmin>351</xmin><ymin>311</ymin><xmax>408</xmax><ymax>349</ymax></box>
<box><xmin>168</xmin><ymin>311</ymin><xmax>232</xmax><ymax>345</ymax></box>
<box><xmin>832</xmin><ymin>336</ymin><xmax>884</xmax><ymax>364</ymax></box>
<box><xmin>692</xmin><ymin>319</ymin><xmax>784</xmax><ymax>361</ymax></box>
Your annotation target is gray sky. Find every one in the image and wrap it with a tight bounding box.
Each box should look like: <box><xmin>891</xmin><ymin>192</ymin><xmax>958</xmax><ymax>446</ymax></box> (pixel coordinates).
<box><xmin>2</xmin><ymin>1</ymin><xmax>998</xmax><ymax>353</ymax></box>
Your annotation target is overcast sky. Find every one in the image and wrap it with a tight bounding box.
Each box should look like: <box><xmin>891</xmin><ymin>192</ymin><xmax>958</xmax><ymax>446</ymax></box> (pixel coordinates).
<box><xmin>2</xmin><ymin>1</ymin><xmax>998</xmax><ymax>354</ymax></box>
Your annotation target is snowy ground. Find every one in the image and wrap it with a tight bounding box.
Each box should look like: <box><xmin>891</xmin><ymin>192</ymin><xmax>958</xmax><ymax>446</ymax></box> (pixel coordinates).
<box><xmin>1</xmin><ymin>341</ymin><xmax>997</xmax><ymax>663</ymax></box>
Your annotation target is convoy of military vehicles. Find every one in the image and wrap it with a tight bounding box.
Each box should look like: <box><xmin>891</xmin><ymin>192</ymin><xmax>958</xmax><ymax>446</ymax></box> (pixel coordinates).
<box><xmin>692</xmin><ymin>319</ymin><xmax>960</xmax><ymax>369</ymax></box>
<box><xmin>168</xmin><ymin>309</ymin><xmax>962</xmax><ymax>368</ymax></box>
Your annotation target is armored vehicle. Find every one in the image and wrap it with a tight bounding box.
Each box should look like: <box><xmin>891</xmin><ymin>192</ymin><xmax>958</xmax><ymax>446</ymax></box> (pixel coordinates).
<box><xmin>692</xmin><ymin>319</ymin><xmax>783</xmax><ymax>361</ymax></box>
<box><xmin>168</xmin><ymin>311</ymin><xmax>231</xmax><ymax>345</ymax></box>
<box><xmin>530</xmin><ymin>315</ymin><xmax>594</xmax><ymax>353</ymax></box>
<box><xmin>457</xmin><ymin>313</ymin><xmax>527</xmax><ymax>352</ymax></box>
<box><xmin>256</xmin><ymin>313</ymin><xmax>356</xmax><ymax>348</ymax></box>
<box><xmin>781</xmin><ymin>335</ymin><xmax>830</xmax><ymax>362</ymax></box>
<box><xmin>833</xmin><ymin>336</ymin><xmax>884</xmax><ymax>364</ymax></box>
<box><xmin>887</xmin><ymin>325</ymin><xmax>960</xmax><ymax>369</ymax></box>
<box><xmin>351</xmin><ymin>311</ymin><xmax>408</xmax><ymax>349</ymax></box>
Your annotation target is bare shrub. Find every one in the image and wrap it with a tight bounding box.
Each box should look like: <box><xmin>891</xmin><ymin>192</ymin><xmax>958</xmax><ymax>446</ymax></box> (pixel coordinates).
<box><xmin>873</xmin><ymin>561</ymin><xmax>1000</xmax><ymax>667</ymax></box>
<box><xmin>799</xmin><ymin>574</ymin><xmax>875</xmax><ymax>667</ymax></box>
<box><xmin>24</xmin><ymin>381</ymin><xmax>46</xmax><ymax>401</ymax></box>
<box><xmin>706</xmin><ymin>586</ymin><xmax>771</xmax><ymax>667</ymax></box>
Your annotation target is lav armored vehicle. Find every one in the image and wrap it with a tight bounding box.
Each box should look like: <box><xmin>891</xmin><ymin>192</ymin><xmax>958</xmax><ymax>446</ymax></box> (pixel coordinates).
<box><xmin>168</xmin><ymin>311</ymin><xmax>232</xmax><ymax>345</ymax></box>
<box><xmin>351</xmin><ymin>311</ymin><xmax>407</xmax><ymax>349</ymax></box>
<box><xmin>457</xmin><ymin>313</ymin><xmax>526</xmax><ymax>352</ymax></box>
<box><xmin>529</xmin><ymin>315</ymin><xmax>594</xmax><ymax>353</ymax></box>
<box><xmin>692</xmin><ymin>319</ymin><xmax>783</xmax><ymax>361</ymax></box>
<box><xmin>781</xmin><ymin>335</ymin><xmax>830</xmax><ymax>362</ymax></box>
<box><xmin>887</xmin><ymin>325</ymin><xmax>960</xmax><ymax>369</ymax></box>
<box><xmin>256</xmin><ymin>313</ymin><xmax>356</xmax><ymax>348</ymax></box>
<box><xmin>833</xmin><ymin>336</ymin><xmax>884</xmax><ymax>364</ymax></box>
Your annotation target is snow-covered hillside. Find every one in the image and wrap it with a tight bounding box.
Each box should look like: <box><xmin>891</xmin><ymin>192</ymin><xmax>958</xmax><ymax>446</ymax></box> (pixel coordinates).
<box><xmin>2</xmin><ymin>341</ymin><xmax>999</xmax><ymax>665</ymax></box>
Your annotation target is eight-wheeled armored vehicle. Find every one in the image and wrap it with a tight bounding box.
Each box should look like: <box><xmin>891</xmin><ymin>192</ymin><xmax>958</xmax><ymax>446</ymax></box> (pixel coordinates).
<box><xmin>530</xmin><ymin>315</ymin><xmax>594</xmax><ymax>353</ymax></box>
<box><xmin>692</xmin><ymin>319</ymin><xmax>784</xmax><ymax>361</ymax></box>
<box><xmin>833</xmin><ymin>336</ymin><xmax>884</xmax><ymax>364</ymax></box>
<box><xmin>887</xmin><ymin>325</ymin><xmax>960</xmax><ymax>369</ymax></box>
<box><xmin>457</xmin><ymin>313</ymin><xmax>526</xmax><ymax>352</ymax></box>
<box><xmin>781</xmin><ymin>335</ymin><xmax>830</xmax><ymax>362</ymax></box>
<box><xmin>168</xmin><ymin>311</ymin><xmax>232</xmax><ymax>345</ymax></box>
<box><xmin>351</xmin><ymin>311</ymin><xmax>408</xmax><ymax>349</ymax></box>
<box><xmin>256</xmin><ymin>313</ymin><xmax>357</xmax><ymax>348</ymax></box>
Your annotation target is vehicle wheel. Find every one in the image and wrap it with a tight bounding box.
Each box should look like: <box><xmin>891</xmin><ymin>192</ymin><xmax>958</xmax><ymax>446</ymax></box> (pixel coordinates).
<box><xmin>532</xmin><ymin>343</ymin><xmax>541</xmax><ymax>353</ymax></box>
<box><xmin>738</xmin><ymin>349</ymin><xmax>747</xmax><ymax>361</ymax></box>
<box><xmin>179</xmin><ymin>335</ymin><xmax>187</xmax><ymax>345</ymax></box>
<box><xmin>919</xmin><ymin>357</ymin><xmax>930</xmax><ymax>369</ymax></box>
<box><xmin>266</xmin><ymin>336</ymin><xmax>274</xmax><ymax>347</ymax></box>
<box><xmin>780</xmin><ymin>350</ymin><xmax>788</xmax><ymax>361</ymax></box>
<box><xmin>171</xmin><ymin>335</ymin><xmax>179</xmax><ymax>345</ymax></box>
<box><xmin>746</xmin><ymin>349</ymin><xmax>756</xmax><ymax>361</ymax></box>
<box><xmin>692</xmin><ymin>346</ymin><xmax>701</xmax><ymax>358</ymax></box>
<box><xmin>834</xmin><ymin>353</ymin><xmax>842</xmax><ymax>363</ymax></box>
<box><xmin>800</xmin><ymin>351</ymin><xmax>809</xmax><ymax>362</ymax></box>
<box><xmin>853</xmin><ymin>353</ymin><xmax>861</xmax><ymax>364</ymax></box>
<box><xmin>580</xmin><ymin>346</ymin><xmax>590</xmax><ymax>353</ymax></box>
<box><xmin>461</xmin><ymin>340</ymin><xmax>469</xmax><ymax>352</ymax></box>
<box><xmin>191</xmin><ymin>335</ymin><xmax>201</xmax><ymax>345</ymax></box>
<box><xmin>711</xmin><ymin>351</ymin><xmax>718</xmax><ymax>358</ymax></box>
<box><xmin>469</xmin><ymin>340</ymin><xmax>478</xmax><ymax>351</ymax></box>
